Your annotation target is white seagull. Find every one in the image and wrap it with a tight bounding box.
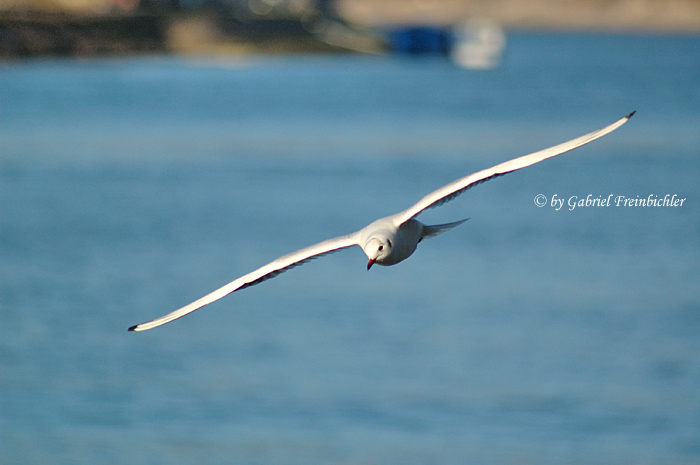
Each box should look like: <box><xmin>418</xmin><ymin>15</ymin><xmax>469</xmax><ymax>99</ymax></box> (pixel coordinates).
<box><xmin>129</xmin><ymin>112</ymin><xmax>634</xmax><ymax>332</ymax></box>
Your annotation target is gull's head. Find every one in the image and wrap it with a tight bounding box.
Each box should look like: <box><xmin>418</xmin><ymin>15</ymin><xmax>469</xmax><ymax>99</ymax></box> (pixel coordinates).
<box><xmin>364</xmin><ymin>236</ymin><xmax>392</xmax><ymax>270</ymax></box>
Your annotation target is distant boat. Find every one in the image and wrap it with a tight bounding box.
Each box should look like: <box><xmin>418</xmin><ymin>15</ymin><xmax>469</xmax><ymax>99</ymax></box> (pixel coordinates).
<box><xmin>450</xmin><ymin>20</ymin><xmax>507</xmax><ymax>69</ymax></box>
<box><xmin>387</xmin><ymin>26</ymin><xmax>452</xmax><ymax>55</ymax></box>
<box><xmin>384</xmin><ymin>20</ymin><xmax>506</xmax><ymax>69</ymax></box>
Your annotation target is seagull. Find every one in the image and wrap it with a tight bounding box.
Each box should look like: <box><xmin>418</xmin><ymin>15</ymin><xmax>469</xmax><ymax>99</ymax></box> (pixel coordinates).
<box><xmin>129</xmin><ymin>112</ymin><xmax>634</xmax><ymax>332</ymax></box>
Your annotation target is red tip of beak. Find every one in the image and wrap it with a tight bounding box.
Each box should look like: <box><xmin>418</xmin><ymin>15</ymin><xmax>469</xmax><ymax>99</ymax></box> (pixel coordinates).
<box><xmin>367</xmin><ymin>259</ymin><xmax>375</xmax><ymax>271</ymax></box>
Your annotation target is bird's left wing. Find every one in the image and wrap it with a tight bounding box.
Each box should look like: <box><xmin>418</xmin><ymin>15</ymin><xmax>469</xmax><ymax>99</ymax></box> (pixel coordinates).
<box><xmin>396</xmin><ymin>112</ymin><xmax>634</xmax><ymax>223</ymax></box>
<box><xmin>129</xmin><ymin>232</ymin><xmax>360</xmax><ymax>331</ymax></box>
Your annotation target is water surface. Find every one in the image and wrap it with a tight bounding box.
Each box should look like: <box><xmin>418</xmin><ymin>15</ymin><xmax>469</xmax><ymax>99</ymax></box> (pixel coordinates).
<box><xmin>1</xmin><ymin>33</ymin><xmax>699</xmax><ymax>465</ymax></box>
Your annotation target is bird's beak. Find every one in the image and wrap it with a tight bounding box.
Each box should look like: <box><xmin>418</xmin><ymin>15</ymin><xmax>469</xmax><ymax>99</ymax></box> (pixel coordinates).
<box><xmin>367</xmin><ymin>259</ymin><xmax>375</xmax><ymax>271</ymax></box>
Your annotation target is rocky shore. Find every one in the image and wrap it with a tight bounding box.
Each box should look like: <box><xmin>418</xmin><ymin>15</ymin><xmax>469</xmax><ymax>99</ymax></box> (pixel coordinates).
<box><xmin>1</xmin><ymin>0</ymin><xmax>698</xmax><ymax>57</ymax></box>
<box><xmin>0</xmin><ymin>13</ymin><xmax>167</xmax><ymax>56</ymax></box>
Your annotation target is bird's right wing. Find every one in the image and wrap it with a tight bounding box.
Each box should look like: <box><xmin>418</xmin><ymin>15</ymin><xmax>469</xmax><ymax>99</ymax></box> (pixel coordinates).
<box><xmin>129</xmin><ymin>232</ymin><xmax>360</xmax><ymax>332</ymax></box>
<box><xmin>396</xmin><ymin>112</ymin><xmax>635</xmax><ymax>223</ymax></box>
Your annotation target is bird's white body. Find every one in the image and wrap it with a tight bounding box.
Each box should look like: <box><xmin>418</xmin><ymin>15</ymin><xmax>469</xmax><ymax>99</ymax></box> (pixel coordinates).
<box><xmin>361</xmin><ymin>217</ymin><xmax>418</xmax><ymax>267</ymax></box>
<box><xmin>130</xmin><ymin>113</ymin><xmax>634</xmax><ymax>332</ymax></box>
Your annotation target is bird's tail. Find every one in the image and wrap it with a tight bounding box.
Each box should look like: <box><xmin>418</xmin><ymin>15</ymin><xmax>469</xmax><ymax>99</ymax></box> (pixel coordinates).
<box><xmin>422</xmin><ymin>218</ymin><xmax>469</xmax><ymax>239</ymax></box>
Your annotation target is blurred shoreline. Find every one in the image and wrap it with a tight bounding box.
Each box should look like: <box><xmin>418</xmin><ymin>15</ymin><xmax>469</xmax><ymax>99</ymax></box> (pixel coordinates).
<box><xmin>341</xmin><ymin>0</ymin><xmax>700</xmax><ymax>32</ymax></box>
<box><xmin>1</xmin><ymin>0</ymin><xmax>699</xmax><ymax>58</ymax></box>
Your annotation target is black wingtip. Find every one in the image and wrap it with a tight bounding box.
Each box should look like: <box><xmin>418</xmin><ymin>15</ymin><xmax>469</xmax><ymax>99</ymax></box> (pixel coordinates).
<box><xmin>128</xmin><ymin>325</ymin><xmax>137</xmax><ymax>332</ymax></box>
<box><xmin>626</xmin><ymin>110</ymin><xmax>636</xmax><ymax>119</ymax></box>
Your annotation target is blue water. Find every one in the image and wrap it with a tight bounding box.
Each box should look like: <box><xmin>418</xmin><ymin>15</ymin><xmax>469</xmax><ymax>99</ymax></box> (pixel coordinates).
<box><xmin>1</xmin><ymin>33</ymin><xmax>699</xmax><ymax>465</ymax></box>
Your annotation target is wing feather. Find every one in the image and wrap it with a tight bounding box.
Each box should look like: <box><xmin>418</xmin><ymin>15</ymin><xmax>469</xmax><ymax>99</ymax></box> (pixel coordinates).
<box><xmin>128</xmin><ymin>233</ymin><xmax>360</xmax><ymax>331</ymax></box>
<box><xmin>397</xmin><ymin>112</ymin><xmax>634</xmax><ymax>223</ymax></box>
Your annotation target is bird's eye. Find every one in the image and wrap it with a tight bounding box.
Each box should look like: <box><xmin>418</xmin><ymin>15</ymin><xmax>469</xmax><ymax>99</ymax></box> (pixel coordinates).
<box><xmin>378</xmin><ymin>245</ymin><xmax>383</xmax><ymax>251</ymax></box>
